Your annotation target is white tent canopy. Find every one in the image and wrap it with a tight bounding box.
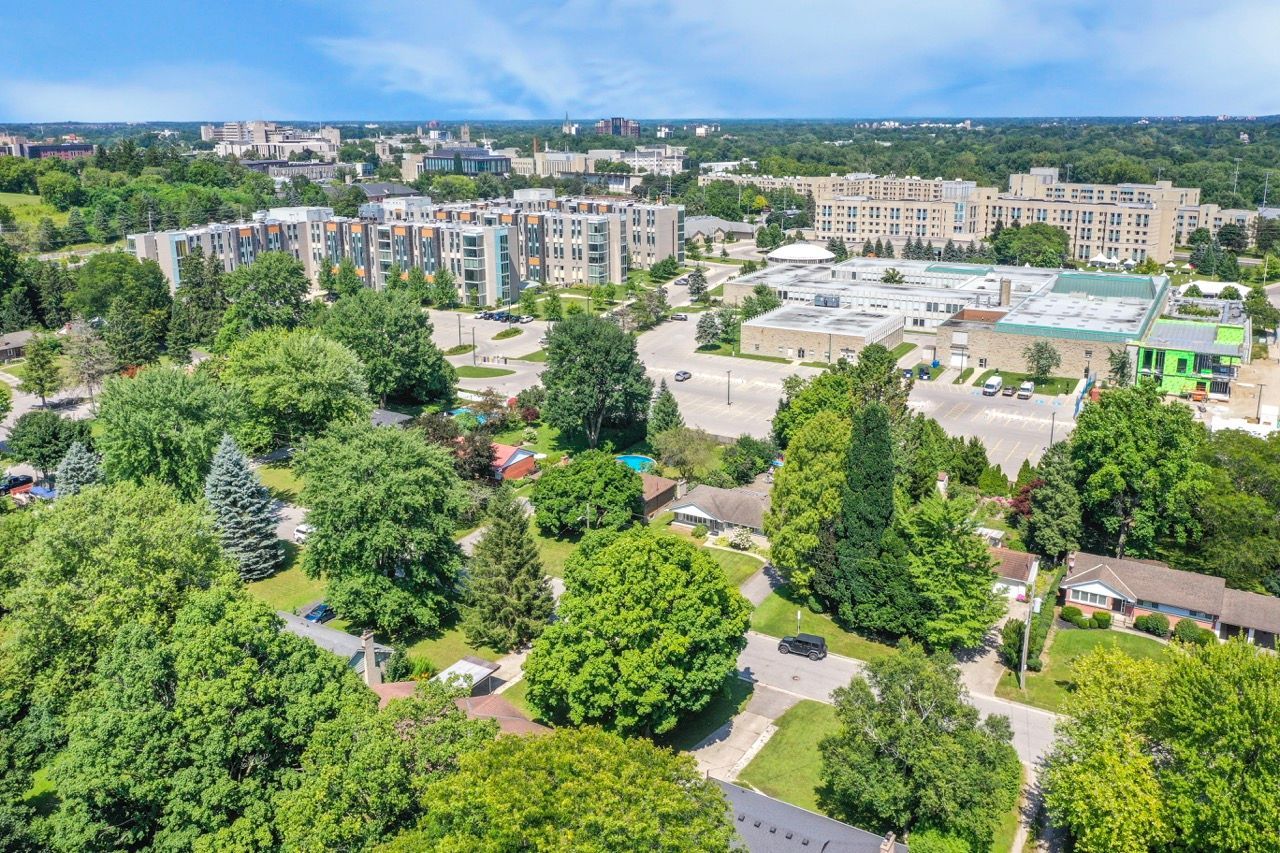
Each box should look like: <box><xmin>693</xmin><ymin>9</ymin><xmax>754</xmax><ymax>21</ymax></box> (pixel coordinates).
<box><xmin>1123</xmin><ymin>257</ymin><xmax>1137</xmax><ymax>266</ymax></box>
<box><xmin>1090</xmin><ymin>252</ymin><xmax>1110</xmax><ymax>265</ymax></box>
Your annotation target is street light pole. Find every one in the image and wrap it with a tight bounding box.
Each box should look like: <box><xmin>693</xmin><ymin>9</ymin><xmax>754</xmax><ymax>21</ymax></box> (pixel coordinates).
<box><xmin>457</xmin><ymin>313</ymin><xmax>463</xmax><ymax>347</ymax></box>
<box><xmin>1257</xmin><ymin>383</ymin><xmax>1266</xmax><ymax>421</ymax></box>
<box><xmin>472</xmin><ymin>328</ymin><xmax>477</xmax><ymax>366</ymax></box>
<box><xmin>726</xmin><ymin>370</ymin><xmax>732</xmax><ymax>406</ymax></box>
<box><xmin>1049</xmin><ymin>411</ymin><xmax>1057</xmax><ymax>446</ymax></box>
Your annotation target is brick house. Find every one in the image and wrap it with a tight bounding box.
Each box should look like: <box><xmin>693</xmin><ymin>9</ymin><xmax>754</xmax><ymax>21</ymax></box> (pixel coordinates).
<box><xmin>491</xmin><ymin>443</ymin><xmax>536</xmax><ymax>481</ymax></box>
<box><xmin>1060</xmin><ymin>551</ymin><xmax>1280</xmax><ymax>649</ymax></box>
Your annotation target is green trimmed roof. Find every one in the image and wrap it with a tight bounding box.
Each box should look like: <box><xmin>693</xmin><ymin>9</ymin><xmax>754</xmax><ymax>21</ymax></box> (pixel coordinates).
<box><xmin>926</xmin><ymin>264</ymin><xmax>992</xmax><ymax>276</ymax></box>
<box><xmin>1052</xmin><ymin>272</ymin><xmax>1158</xmax><ymax>300</ymax></box>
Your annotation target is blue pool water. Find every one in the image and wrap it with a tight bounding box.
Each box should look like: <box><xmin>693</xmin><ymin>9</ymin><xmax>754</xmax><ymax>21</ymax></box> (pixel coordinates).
<box><xmin>615</xmin><ymin>454</ymin><xmax>656</xmax><ymax>472</ymax></box>
<box><xmin>447</xmin><ymin>407</ymin><xmax>489</xmax><ymax>425</ymax></box>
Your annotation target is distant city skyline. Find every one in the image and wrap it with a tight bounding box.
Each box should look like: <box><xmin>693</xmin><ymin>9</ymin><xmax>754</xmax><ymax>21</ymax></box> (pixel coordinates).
<box><xmin>3</xmin><ymin>0</ymin><xmax>1280</xmax><ymax>122</ymax></box>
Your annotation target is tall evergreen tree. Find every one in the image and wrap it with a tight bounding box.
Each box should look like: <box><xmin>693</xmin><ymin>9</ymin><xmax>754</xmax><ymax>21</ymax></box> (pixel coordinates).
<box><xmin>882</xmin><ymin>239</ymin><xmax>895</xmax><ymax>258</ymax></box>
<box><xmin>63</xmin><ymin>209</ymin><xmax>89</xmax><ymax>244</ymax></box>
<box><xmin>168</xmin><ymin>247</ymin><xmax>228</xmax><ymax>362</ymax></box>
<box><xmin>203</xmin><ymin>434</ymin><xmax>283</xmax><ymax>581</ymax></box>
<box><xmin>104</xmin><ymin>299</ymin><xmax>159</xmax><ymax>369</ymax></box>
<box><xmin>461</xmin><ymin>485</ymin><xmax>554</xmax><ymax>652</ymax></box>
<box><xmin>54</xmin><ymin>441</ymin><xmax>101</xmax><ymax>497</ymax></box>
<box><xmin>861</xmin><ymin>239</ymin><xmax>874</xmax><ymax>257</ymax></box>
<box><xmin>647</xmin><ymin>379</ymin><xmax>684</xmax><ymax>441</ymax></box>
<box><xmin>825</xmin><ymin>403</ymin><xmax>897</xmax><ymax>629</ymax></box>
<box><xmin>1026</xmin><ymin>441</ymin><xmax>1082</xmax><ymax>561</ymax></box>
<box><xmin>873</xmin><ymin>239</ymin><xmax>885</xmax><ymax>257</ymax></box>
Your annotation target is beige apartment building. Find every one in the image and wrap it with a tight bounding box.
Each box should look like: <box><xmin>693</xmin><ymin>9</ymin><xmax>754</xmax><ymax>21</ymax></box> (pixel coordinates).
<box><xmin>129</xmin><ymin>192</ymin><xmax>684</xmax><ymax>307</ymax></box>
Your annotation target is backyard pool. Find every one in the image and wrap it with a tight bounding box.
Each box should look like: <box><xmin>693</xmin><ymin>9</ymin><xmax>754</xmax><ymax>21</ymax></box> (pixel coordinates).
<box><xmin>615</xmin><ymin>454</ymin><xmax>656</xmax><ymax>472</ymax></box>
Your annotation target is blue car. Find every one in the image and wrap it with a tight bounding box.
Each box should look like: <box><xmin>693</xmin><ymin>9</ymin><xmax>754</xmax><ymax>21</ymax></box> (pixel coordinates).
<box><xmin>304</xmin><ymin>603</ymin><xmax>335</xmax><ymax>623</ymax></box>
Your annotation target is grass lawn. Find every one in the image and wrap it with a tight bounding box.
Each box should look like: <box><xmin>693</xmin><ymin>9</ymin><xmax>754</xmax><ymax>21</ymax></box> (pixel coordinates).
<box><xmin>245</xmin><ymin>549</ymin><xmax>325</xmax><ymax>614</ymax></box>
<box><xmin>972</xmin><ymin>368</ymin><xmax>1077</xmax><ymax>397</ymax></box>
<box><xmin>697</xmin><ymin>341</ymin><xmax>791</xmax><ymax>364</ymax></box>
<box><xmin>493</xmin><ymin>327</ymin><xmax>523</xmax><ymax>340</ymax></box>
<box><xmin>737</xmin><ymin>700</ymin><xmax>837</xmax><ymax>813</ymax></box>
<box><xmin>707</xmin><ymin>547</ymin><xmax>766</xmax><ymax>589</ymax></box>
<box><xmin>752</xmin><ymin>585</ymin><xmax>898</xmax><ymax>664</ymax></box>
<box><xmin>500</xmin><ymin>678</ymin><xmax>539</xmax><ymax>721</ymax></box>
<box><xmin>0</xmin><ymin>355</ymin><xmax>72</xmax><ymax>382</ymax></box>
<box><xmin>403</xmin><ymin>621</ymin><xmax>502</xmax><ymax>674</ymax></box>
<box><xmin>455</xmin><ymin>365</ymin><xmax>515</xmax><ymax>379</ymax></box>
<box><xmin>0</xmin><ymin>192</ymin><xmax>68</xmax><ymax>227</ymax></box>
<box><xmin>914</xmin><ymin>361</ymin><xmax>946</xmax><ymax>381</ymax></box>
<box><xmin>659</xmin><ymin>674</ymin><xmax>754</xmax><ymax>752</ymax></box>
<box><xmin>514</xmin><ymin>349</ymin><xmax>547</xmax><ymax>362</ymax></box>
<box><xmin>257</xmin><ymin>462</ymin><xmax>304</xmax><ymax>503</ymax></box>
<box><xmin>890</xmin><ymin>341</ymin><xmax>918</xmax><ymax>359</ymax></box>
<box><xmin>954</xmin><ymin>366</ymin><xmax>975</xmax><ymax>385</ymax></box>
<box><xmin>444</xmin><ymin>343</ymin><xmax>475</xmax><ymax>355</ymax></box>
<box><xmin>531</xmin><ymin>528</ymin><xmax>581</xmax><ymax>577</ymax></box>
<box><xmin>800</xmin><ymin>360</ymin><xmax>833</xmax><ymax>369</ymax></box>
<box><xmin>995</xmin><ymin>625</ymin><xmax>1167</xmax><ymax>713</ymax></box>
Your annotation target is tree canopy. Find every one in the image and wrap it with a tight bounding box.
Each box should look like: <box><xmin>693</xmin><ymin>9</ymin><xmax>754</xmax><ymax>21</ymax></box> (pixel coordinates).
<box><xmin>531</xmin><ymin>449</ymin><xmax>642</xmax><ymax>536</ymax></box>
<box><xmin>541</xmin><ymin>313</ymin><xmax>651</xmax><ymax>448</ymax></box>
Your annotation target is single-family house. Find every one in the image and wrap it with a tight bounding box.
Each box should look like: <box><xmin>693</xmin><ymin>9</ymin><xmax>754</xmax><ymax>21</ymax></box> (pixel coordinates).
<box><xmin>370</xmin><ymin>407</ymin><xmax>413</xmax><ymax>428</ymax></box>
<box><xmin>432</xmin><ymin>655</ymin><xmax>500</xmax><ymax>695</ymax></box>
<box><xmin>669</xmin><ymin>484</ymin><xmax>770</xmax><ymax>535</ymax></box>
<box><xmin>640</xmin><ymin>472</ymin><xmax>678</xmax><ymax>519</ymax></box>
<box><xmin>1060</xmin><ymin>551</ymin><xmax>1280</xmax><ymax>649</ymax></box>
<box><xmin>277</xmin><ymin>612</ymin><xmax>393</xmax><ymax>682</ymax></box>
<box><xmin>990</xmin><ymin>546</ymin><xmax>1039</xmax><ymax>598</ymax></box>
<box><xmin>491</xmin><ymin>442</ymin><xmax>536</xmax><ymax>480</ymax></box>
<box><xmin>715</xmin><ymin>780</ymin><xmax>907</xmax><ymax>853</ymax></box>
<box><xmin>0</xmin><ymin>330</ymin><xmax>33</xmax><ymax>362</ymax></box>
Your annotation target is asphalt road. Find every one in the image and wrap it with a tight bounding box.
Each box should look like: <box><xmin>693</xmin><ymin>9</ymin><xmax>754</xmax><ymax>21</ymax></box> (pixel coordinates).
<box><xmin>736</xmin><ymin>631</ymin><xmax>1058</xmax><ymax>765</ymax></box>
<box><xmin>908</xmin><ymin>381</ymin><xmax>1075</xmax><ymax>470</ymax></box>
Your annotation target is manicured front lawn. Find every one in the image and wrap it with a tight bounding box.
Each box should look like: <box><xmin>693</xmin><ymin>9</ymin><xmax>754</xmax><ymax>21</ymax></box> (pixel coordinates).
<box><xmin>403</xmin><ymin>621</ymin><xmax>502</xmax><ymax>674</ymax></box>
<box><xmin>995</xmin><ymin>625</ymin><xmax>1168</xmax><ymax>713</ymax></box>
<box><xmin>245</xmin><ymin>551</ymin><xmax>324</xmax><ymax>614</ymax></box>
<box><xmin>972</xmin><ymin>369</ymin><xmax>1077</xmax><ymax>397</ymax></box>
<box><xmin>953</xmin><ymin>366</ymin><xmax>975</xmax><ymax>385</ymax></box>
<box><xmin>696</xmin><ymin>341</ymin><xmax>791</xmax><ymax>363</ymax></box>
<box><xmin>0</xmin><ymin>355</ymin><xmax>72</xmax><ymax>382</ymax></box>
<box><xmin>660</xmin><ymin>673</ymin><xmax>754</xmax><ymax>752</ymax></box>
<box><xmin>531</xmin><ymin>528</ymin><xmax>581</xmax><ymax>577</ymax></box>
<box><xmin>890</xmin><ymin>341</ymin><xmax>918</xmax><ymax>359</ymax></box>
<box><xmin>737</xmin><ymin>699</ymin><xmax>837</xmax><ymax>813</ymax></box>
<box><xmin>706</xmin><ymin>547</ymin><xmax>766</xmax><ymax>589</ymax></box>
<box><xmin>257</xmin><ymin>462</ymin><xmax>304</xmax><ymax>503</ymax></box>
<box><xmin>751</xmin><ymin>585</ymin><xmax>898</xmax><ymax>664</ymax></box>
<box><xmin>455</xmin><ymin>365</ymin><xmax>515</xmax><ymax>378</ymax></box>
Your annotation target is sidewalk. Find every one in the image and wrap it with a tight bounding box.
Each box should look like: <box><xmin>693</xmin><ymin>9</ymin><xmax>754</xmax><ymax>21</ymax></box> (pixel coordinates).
<box><xmin>689</xmin><ymin>684</ymin><xmax>800</xmax><ymax>780</ymax></box>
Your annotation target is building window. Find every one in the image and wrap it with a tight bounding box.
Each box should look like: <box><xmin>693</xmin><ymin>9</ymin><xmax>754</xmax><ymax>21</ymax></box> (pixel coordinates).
<box><xmin>1070</xmin><ymin>589</ymin><xmax>1110</xmax><ymax>607</ymax></box>
<box><xmin>978</xmin><ymin>358</ymin><xmax>988</xmax><ymax>368</ymax></box>
<box><xmin>1083</xmin><ymin>350</ymin><xmax>1093</xmax><ymax>359</ymax></box>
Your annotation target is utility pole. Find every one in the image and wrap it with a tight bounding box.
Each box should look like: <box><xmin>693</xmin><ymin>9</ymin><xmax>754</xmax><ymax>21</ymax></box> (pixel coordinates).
<box><xmin>726</xmin><ymin>370</ymin><xmax>732</xmax><ymax>406</ymax></box>
<box><xmin>1049</xmin><ymin>411</ymin><xmax>1056</xmax><ymax>446</ymax></box>
<box><xmin>1263</xmin><ymin>171</ymin><xmax>1271</xmax><ymax>207</ymax></box>
<box><xmin>457</xmin><ymin>313</ymin><xmax>463</xmax><ymax>347</ymax></box>
<box><xmin>1233</xmin><ymin>158</ymin><xmax>1242</xmax><ymax>194</ymax></box>
<box><xmin>471</xmin><ymin>328</ymin><xmax>476</xmax><ymax>366</ymax></box>
<box><xmin>1018</xmin><ymin>592</ymin><xmax>1039</xmax><ymax>689</ymax></box>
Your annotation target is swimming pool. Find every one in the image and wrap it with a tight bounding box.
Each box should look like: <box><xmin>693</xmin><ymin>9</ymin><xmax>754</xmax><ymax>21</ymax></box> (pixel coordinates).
<box><xmin>615</xmin><ymin>454</ymin><xmax>656</xmax><ymax>472</ymax></box>
<box><xmin>447</xmin><ymin>407</ymin><xmax>489</xmax><ymax>425</ymax></box>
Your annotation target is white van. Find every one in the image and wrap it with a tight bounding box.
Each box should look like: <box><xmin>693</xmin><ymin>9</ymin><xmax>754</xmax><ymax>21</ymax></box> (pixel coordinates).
<box><xmin>982</xmin><ymin>375</ymin><xmax>1003</xmax><ymax>396</ymax></box>
<box><xmin>1017</xmin><ymin>381</ymin><xmax>1035</xmax><ymax>400</ymax></box>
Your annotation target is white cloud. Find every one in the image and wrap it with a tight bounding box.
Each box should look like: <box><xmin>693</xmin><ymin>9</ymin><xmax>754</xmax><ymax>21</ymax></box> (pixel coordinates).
<box><xmin>0</xmin><ymin>65</ymin><xmax>295</xmax><ymax>122</ymax></box>
<box><xmin>317</xmin><ymin>0</ymin><xmax>1280</xmax><ymax>117</ymax></box>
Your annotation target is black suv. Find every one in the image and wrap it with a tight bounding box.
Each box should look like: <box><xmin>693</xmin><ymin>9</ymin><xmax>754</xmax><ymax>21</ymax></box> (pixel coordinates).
<box><xmin>778</xmin><ymin>633</ymin><xmax>827</xmax><ymax>661</ymax></box>
<box><xmin>0</xmin><ymin>475</ymin><xmax>33</xmax><ymax>495</ymax></box>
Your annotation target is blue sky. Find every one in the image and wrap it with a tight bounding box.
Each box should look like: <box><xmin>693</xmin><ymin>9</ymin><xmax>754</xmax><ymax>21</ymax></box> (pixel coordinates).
<box><xmin>3</xmin><ymin>0</ymin><xmax>1279</xmax><ymax>122</ymax></box>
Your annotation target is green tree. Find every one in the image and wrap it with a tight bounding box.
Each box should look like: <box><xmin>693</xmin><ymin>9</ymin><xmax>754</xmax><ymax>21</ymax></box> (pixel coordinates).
<box><xmin>104</xmin><ymin>297</ymin><xmax>161</xmax><ymax>368</ymax></box>
<box><xmin>1071</xmin><ymin>384</ymin><xmax>1208</xmax><ymax>557</ymax></box>
<box><xmin>215</xmin><ymin>251</ymin><xmax>310</xmax><ymax>348</ymax></box>
<box><xmin>651</xmin><ymin>425</ymin><xmax>721</xmax><ymax>481</ymax></box>
<box><xmin>1244</xmin><ymin>285</ymin><xmax>1280</xmax><ymax>334</ymax></box>
<box><xmin>1025</xmin><ymin>442</ymin><xmax>1082</xmax><ymax>561</ymax></box>
<box><xmin>18</xmin><ymin>332</ymin><xmax>63</xmax><ymax>406</ymax></box>
<box><xmin>740</xmin><ymin>282</ymin><xmax>781</xmax><ymax>319</ymax></box>
<box><xmin>518</xmin><ymin>285</ymin><xmax>539</xmax><ymax>317</ymax></box>
<box><xmin>1023</xmin><ymin>339</ymin><xmax>1062</xmax><ymax>382</ymax></box>
<box><xmin>44</xmin><ymin>585</ymin><xmax>364</xmax><ymax>852</ymax></box>
<box><xmin>650</xmin><ymin>255</ymin><xmax>679</xmax><ymax>281</ymax></box>
<box><xmin>992</xmin><ymin>222</ymin><xmax>1069</xmax><ymax>267</ymax></box>
<box><xmin>904</xmin><ymin>496</ymin><xmax>1004</xmax><ymax>649</ymax></box>
<box><xmin>61</xmin><ymin>321</ymin><xmax>116</xmax><ymax>411</ymax></box>
<box><xmin>881</xmin><ymin>267</ymin><xmax>905</xmax><ymax>284</ymax></box>
<box><xmin>460</xmin><ymin>485</ymin><xmax>554</xmax><ymax>652</ymax></box>
<box><xmin>647</xmin><ymin>378</ymin><xmax>683</xmax><ymax>441</ymax></box>
<box><xmin>764</xmin><ymin>409</ymin><xmax>849</xmax><ymax>596</ymax></box>
<box><xmin>275</xmin><ymin>681</ymin><xmax>497</xmax><ymax>853</ymax></box>
<box><xmin>36</xmin><ymin>170</ymin><xmax>81</xmax><ymax>211</ymax></box>
<box><xmin>62</xmin><ymin>209</ymin><xmax>88</xmax><ymax>244</ymax></box>
<box><xmin>687</xmin><ymin>266</ymin><xmax>708</xmax><ymax>301</ymax></box>
<box><xmin>167</xmin><ymin>246</ymin><xmax>227</xmax><ymax>361</ymax></box>
<box><xmin>381</xmin><ymin>728</ymin><xmax>735</xmax><ymax>852</ymax></box>
<box><xmin>203</xmin><ymin>434</ymin><xmax>282</xmax><ymax>582</ymax></box>
<box><xmin>821</xmin><ymin>641</ymin><xmax>1021</xmax><ymax>848</ymax></box>
<box><xmin>1219</xmin><ymin>284</ymin><xmax>1242</xmax><ymax>300</ymax></box>
<box><xmin>330</xmin><ymin>184</ymin><xmax>369</xmax><ymax>218</ymax></box>
<box><xmin>542</xmin><ymin>287</ymin><xmax>563</xmax><ymax>320</ymax></box>
<box><xmin>524</xmin><ymin>528</ymin><xmax>750</xmax><ymax>736</ymax></box>
<box><xmin>826</xmin><ymin>403</ymin><xmax>897</xmax><ymax>629</ymax></box>
<box><xmin>429</xmin><ymin>267</ymin><xmax>459</xmax><ymax>308</ymax></box>
<box><xmin>6</xmin><ymin>410</ymin><xmax>91</xmax><ymax>479</ymax></box>
<box><xmin>334</xmin><ymin>257</ymin><xmax>363</xmax><ymax>298</ymax></box>
<box><xmin>70</xmin><ymin>252</ymin><xmax>170</xmax><ymax>320</ymax></box>
<box><xmin>325</xmin><ymin>288</ymin><xmax>455</xmax><ymax>405</ymax></box>
<box><xmin>53</xmin><ymin>440</ymin><xmax>100</xmax><ymax>497</ymax></box>
<box><xmin>221</xmin><ymin>328</ymin><xmax>370</xmax><ymax>451</ymax></box>
<box><xmin>96</xmin><ymin>367</ymin><xmax>243</xmax><ymax>499</ymax></box>
<box><xmin>531</xmin><ymin>449</ymin><xmax>642</xmax><ymax>536</ymax></box>
<box><xmin>298</xmin><ymin>422</ymin><xmax>464</xmax><ymax>640</ymax></box>
<box><xmin>695</xmin><ymin>311</ymin><xmax>721</xmax><ymax>347</ymax></box>
<box><xmin>542</xmin><ymin>312</ymin><xmax>651</xmax><ymax>448</ymax></box>
<box><xmin>402</xmin><ymin>265</ymin><xmax>429</xmax><ymax>303</ymax></box>
<box><xmin>1105</xmin><ymin>348</ymin><xmax>1132</xmax><ymax>385</ymax></box>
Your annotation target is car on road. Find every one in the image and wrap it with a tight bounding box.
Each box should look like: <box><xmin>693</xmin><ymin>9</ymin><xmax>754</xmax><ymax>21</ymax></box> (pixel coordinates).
<box><xmin>303</xmin><ymin>602</ymin><xmax>335</xmax><ymax>623</ymax></box>
<box><xmin>671</xmin><ymin>313</ymin><xmax>688</xmax><ymax>321</ymax></box>
<box><xmin>0</xmin><ymin>474</ymin><xmax>34</xmax><ymax>495</ymax></box>
<box><xmin>1017</xmin><ymin>381</ymin><xmax>1035</xmax><ymax>400</ymax></box>
<box><xmin>1001</xmin><ymin>384</ymin><xmax>1017</xmax><ymax>397</ymax></box>
<box><xmin>778</xmin><ymin>633</ymin><xmax>827</xmax><ymax>661</ymax></box>
<box><xmin>479</xmin><ymin>311</ymin><xmax>494</xmax><ymax>320</ymax></box>
<box><xmin>293</xmin><ymin>523</ymin><xmax>314</xmax><ymax>544</ymax></box>
<box><xmin>519</xmin><ymin>315</ymin><xmax>534</xmax><ymax>323</ymax></box>
<box><xmin>674</xmin><ymin>370</ymin><xmax>692</xmax><ymax>381</ymax></box>
<box><xmin>901</xmin><ymin>368</ymin><xmax>914</xmax><ymax>379</ymax></box>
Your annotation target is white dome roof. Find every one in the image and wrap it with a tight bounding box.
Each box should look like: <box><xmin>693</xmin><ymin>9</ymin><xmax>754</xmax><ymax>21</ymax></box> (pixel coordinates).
<box><xmin>767</xmin><ymin>242</ymin><xmax>836</xmax><ymax>264</ymax></box>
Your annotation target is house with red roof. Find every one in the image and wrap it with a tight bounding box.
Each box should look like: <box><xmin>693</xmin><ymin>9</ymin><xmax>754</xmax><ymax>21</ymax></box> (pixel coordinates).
<box><xmin>490</xmin><ymin>443</ymin><xmax>536</xmax><ymax>481</ymax></box>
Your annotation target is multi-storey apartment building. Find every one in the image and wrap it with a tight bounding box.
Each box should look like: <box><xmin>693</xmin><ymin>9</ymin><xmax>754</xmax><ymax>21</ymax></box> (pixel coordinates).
<box><xmin>0</xmin><ymin>133</ymin><xmax>94</xmax><ymax>160</ymax></box>
<box><xmin>595</xmin><ymin>117</ymin><xmax>641</xmax><ymax>138</ymax></box>
<box><xmin>129</xmin><ymin>192</ymin><xmax>684</xmax><ymax>307</ymax></box>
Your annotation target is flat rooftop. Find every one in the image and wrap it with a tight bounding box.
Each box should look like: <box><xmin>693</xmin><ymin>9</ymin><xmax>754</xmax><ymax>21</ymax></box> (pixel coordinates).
<box><xmin>996</xmin><ymin>293</ymin><xmax>1157</xmax><ymax>342</ymax></box>
<box><xmin>744</xmin><ymin>305</ymin><xmax>902</xmax><ymax>340</ymax></box>
<box><xmin>738</xmin><ymin>258</ymin><xmax>1059</xmax><ymax>301</ymax></box>
<box><xmin>1143</xmin><ymin>319</ymin><xmax>1247</xmax><ymax>357</ymax></box>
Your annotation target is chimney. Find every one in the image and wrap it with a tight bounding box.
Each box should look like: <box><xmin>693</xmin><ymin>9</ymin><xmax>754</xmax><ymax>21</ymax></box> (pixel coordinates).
<box><xmin>936</xmin><ymin>471</ymin><xmax>949</xmax><ymax>498</ymax></box>
<box><xmin>998</xmin><ymin>277</ymin><xmax>1012</xmax><ymax>307</ymax></box>
<box><xmin>361</xmin><ymin>631</ymin><xmax>382</xmax><ymax>687</ymax></box>
<box><xmin>880</xmin><ymin>832</ymin><xmax>897</xmax><ymax>852</ymax></box>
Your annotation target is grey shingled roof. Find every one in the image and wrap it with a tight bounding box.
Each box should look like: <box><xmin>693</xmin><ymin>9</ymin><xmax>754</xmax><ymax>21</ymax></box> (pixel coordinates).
<box><xmin>1064</xmin><ymin>553</ymin><xmax>1225</xmax><ymax>616</ymax></box>
<box><xmin>716</xmin><ymin>780</ymin><xmax>906</xmax><ymax>853</ymax></box>
<box><xmin>672</xmin><ymin>485</ymin><xmax>770</xmax><ymax>530</ymax></box>
<box><xmin>1221</xmin><ymin>588</ymin><xmax>1280</xmax><ymax>635</ymax></box>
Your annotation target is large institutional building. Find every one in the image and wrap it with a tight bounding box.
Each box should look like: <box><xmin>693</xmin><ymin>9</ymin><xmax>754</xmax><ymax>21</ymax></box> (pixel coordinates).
<box><xmin>200</xmin><ymin>121</ymin><xmax>342</xmax><ymax>160</ymax></box>
<box><xmin>702</xmin><ymin>168</ymin><xmax>1262</xmax><ymax>264</ymax></box>
<box><xmin>127</xmin><ymin>189</ymin><xmax>685</xmax><ymax>307</ymax></box>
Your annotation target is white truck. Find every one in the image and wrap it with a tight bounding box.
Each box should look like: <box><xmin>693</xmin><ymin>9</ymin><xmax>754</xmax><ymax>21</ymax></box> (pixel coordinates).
<box><xmin>982</xmin><ymin>375</ymin><xmax>1003</xmax><ymax>396</ymax></box>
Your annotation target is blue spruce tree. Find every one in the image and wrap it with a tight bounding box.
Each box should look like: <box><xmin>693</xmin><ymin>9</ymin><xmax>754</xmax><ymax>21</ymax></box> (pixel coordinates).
<box><xmin>54</xmin><ymin>441</ymin><xmax>101</xmax><ymax>497</ymax></box>
<box><xmin>204</xmin><ymin>433</ymin><xmax>283</xmax><ymax>581</ymax></box>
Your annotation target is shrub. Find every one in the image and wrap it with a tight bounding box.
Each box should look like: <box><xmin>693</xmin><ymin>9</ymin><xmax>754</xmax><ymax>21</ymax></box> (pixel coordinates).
<box><xmin>1060</xmin><ymin>605</ymin><xmax>1083</xmax><ymax>623</ymax></box>
<box><xmin>1025</xmin><ymin>656</ymin><xmax>1043</xmax><ymax>672</ymax></box>
<box><xmin>998</xmin><ymin>618</ymin><xmax>1025</xmax><ymax>669</ymax></box>
<box><xmin>691</xmin><ymin>523</ymin><xmax>708</xmax><ymax>539</ymax></box>
<box><xmin>1069</xmin><ymin>613</ymin><xmax>1093</xmax><ymax>629</ymax></box>
<box><xmin>1135</xmin><ymin>612</ymin><xmax>1171</xmax><ymax>638</ymax></box>
<box><xmin>1172</xmin><ymin>614</ymin><xmax>1203</xmax><ymax>640</ymax></box>
<box><xmin>522</xmin><ymin>427</ymin><xmax>538</xmax><ymax>444</ymax></box>
<box><xmin>1091</xmin><ymin>611</ymin><xmax>1112</xmax><ymax>629</ymax></box>
<box><xmin>729</xmin><ymin>526</ymin><xmax>753</xmax><ymax>550</ymax></box>
<box><xmin>520</xmin><ymin>406</ymin><xmax>540</xmax><ymax>424</ymax></box>
<box><xmin>384</xmin><ymin>647</ymin><xmax>413</xmax><ymax>681</ymax></box>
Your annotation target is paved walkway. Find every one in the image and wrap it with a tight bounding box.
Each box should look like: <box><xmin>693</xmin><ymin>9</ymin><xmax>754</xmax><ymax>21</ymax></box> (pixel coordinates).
<box><xmin>691</xmin><ymin>684</ymin><xmax>800</xmax><ymax>779</ymax></box>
